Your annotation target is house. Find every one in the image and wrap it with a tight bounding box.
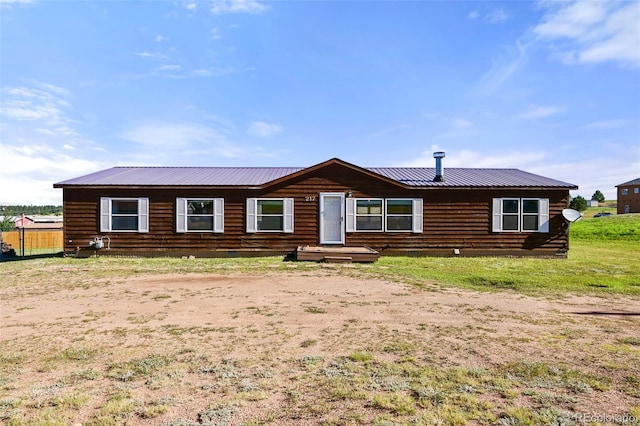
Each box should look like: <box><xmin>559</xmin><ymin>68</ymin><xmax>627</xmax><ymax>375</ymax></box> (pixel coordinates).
<box><xmin>14</xmin><ymin>215</ymin><xmax>64</xmax><ymax>230</ymax></box>
<box><xmin>616</xmin><ymin>178</ymin><xmax>640</xmax><ymax>214</ymax></box>
<box><xmin>53</xmin><ymin>155</ymin><xmax>578</xmax><ymax>258</ymax></box>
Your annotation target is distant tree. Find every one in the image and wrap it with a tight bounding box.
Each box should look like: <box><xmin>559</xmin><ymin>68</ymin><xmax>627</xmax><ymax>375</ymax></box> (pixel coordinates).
<box><xmin>570</xmin><ymin>195</ymin><xmax>588</xmax><ymax>212</ymax></box>
<box><xmin>0</xmin><ymin>218</ymin><xmax>15</xmax><ymax>232</ymax></box>
<box><xmin>591</xmin><ymin>190</ymin><xmax>605</xmax><ymax>203</ymax></box>
<box><xmin>1</xmin><ymin>205</ymin><xmax>62</xmax><ymax>216</ymax></box>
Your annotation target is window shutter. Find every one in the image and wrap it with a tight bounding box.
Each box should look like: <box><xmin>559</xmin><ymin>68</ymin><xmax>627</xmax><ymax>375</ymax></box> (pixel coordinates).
<box><xmin>492</xmin><ymin>198</ymin><xmax>502</xmax><ymax>232</ymax></box>
<box><xmin>346</xmin><ymin>198</ymin><xmax>356</xmax><ymax>232</ymax></box>
<box><xmin>283</xmin><ymin>198</ymin><xmax>294</xmax><ymax>233</ymax></box>
<box><xmin>412</xmin><ymin>199</ymin><xmax>423</xmax><ymax>233</ymax></box>
<box><xmin>176</xmin><ymin>198</ymin><xmax>187</xmax><ymax>233</ymax></box>
<box><xmin>214</xmin><ymin>198</ymin><xmax>224</xmax><ymax>233</ymax></box>
<box><xmin>138</xmin><ymin>198</ymin><xmax>149</xmax><ymax>233</ymax></box>
<box><xmin>100</xmin><ymin>198</ymin><xmax>111</xmax><ymax>232</ymax></box>
<box><xmin>246</xmin><ymin>198</ymin><xmax>256</xmax><ymax>233</ymax></box>
<box><xmin>538</xmin><ymin>198</ymin><xmax>549</xmax><ymax>233</ymax></box>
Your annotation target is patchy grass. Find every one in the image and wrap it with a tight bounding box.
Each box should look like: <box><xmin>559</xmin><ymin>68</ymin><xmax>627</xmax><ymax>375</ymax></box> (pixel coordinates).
<box><xmin>1</xmin><ymin>235</ymin><xmax>638</xmax><ymax>424</ymax></box>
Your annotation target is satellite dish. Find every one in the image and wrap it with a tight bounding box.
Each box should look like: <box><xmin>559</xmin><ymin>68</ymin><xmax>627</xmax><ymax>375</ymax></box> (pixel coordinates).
<box><xmin>562</xmin><ymin>208</ymin><xmax>583</xmax><ymax>223</ymax></box>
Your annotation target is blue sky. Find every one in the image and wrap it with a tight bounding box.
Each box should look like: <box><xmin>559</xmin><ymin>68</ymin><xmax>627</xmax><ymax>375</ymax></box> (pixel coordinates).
<box><xmin>1</xmin><ymin>0</ymin><xmax>638</xmax><ymax>205</ymax></box>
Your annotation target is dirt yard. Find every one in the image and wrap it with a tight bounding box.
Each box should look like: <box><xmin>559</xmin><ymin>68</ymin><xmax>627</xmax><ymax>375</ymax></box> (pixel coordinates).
<box><xmin>1</xmin><ymin>266</ymin><xmax>639</xmax><ymax>425</ymax></box>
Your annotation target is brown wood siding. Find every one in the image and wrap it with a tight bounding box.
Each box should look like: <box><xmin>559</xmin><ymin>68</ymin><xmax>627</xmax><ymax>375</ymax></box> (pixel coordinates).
<box><xmin>617</xmin><ymin>184</ymin><xmax>640</xmax><ymax>214</ymax></box>
<box><xmin>61</xmin><ymin>164</ymin><xmax>570</xmax><ymax>257</ymax></box>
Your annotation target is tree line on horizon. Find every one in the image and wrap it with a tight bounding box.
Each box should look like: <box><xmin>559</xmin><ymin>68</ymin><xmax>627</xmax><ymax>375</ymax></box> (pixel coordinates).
<box><xmin>1</xmin><ymin>205</ymin><xmax>63</xmax><ymax>216</ymax></box>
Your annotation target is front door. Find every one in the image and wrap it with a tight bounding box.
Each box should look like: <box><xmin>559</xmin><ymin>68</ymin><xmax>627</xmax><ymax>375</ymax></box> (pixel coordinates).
<box><xmin>320</xmin><ymin>193</ymin><xmax>345</xmax><ymax>244</ymax></box>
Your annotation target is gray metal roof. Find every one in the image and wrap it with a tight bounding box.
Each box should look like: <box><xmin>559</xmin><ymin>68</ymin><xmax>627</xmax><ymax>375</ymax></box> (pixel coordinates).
<box><xmin>370</xmin><ymin>167</ymin><xmax>576</xmax><ymax>188</ymax></box>
<box><xmin>54</xmin><ymin>163</ymin><xmax>577</xmax><ymax>189</ymax></box>
<box><xmin>55</xmin><ymin>167</ymin><xmax>304</xmax><ymax>186</ymax></box>
<box><xmin>616</xmin><ymin>178</ymin><xmax>640</xmax><ymax>187</ymax></box>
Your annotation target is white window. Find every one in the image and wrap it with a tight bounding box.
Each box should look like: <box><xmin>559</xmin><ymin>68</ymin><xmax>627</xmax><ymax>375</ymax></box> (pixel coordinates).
<box><xmin>346</xmin><ymin>198</ymin><xmax>423</xmax><ymax>233</ymax></box>
<box><xmin>635</xmin><ymin>188</ymin><xmax>639</xmax><ymax>194</ymax></box>
<box><xmin>246</xmin><ymin>198</ymin><xmax>294</xmax><ymax>233</ymax></box>
<box><xmin>492</xmin><ymin>198</ymin><xmax>549</xmax><ymax>233</ymax></box>
<box><xmin>621</xmin><ymin>188</ymin><xmax>629</xmax><ymax>195</ymax></box>
<box><xmin>176</xmin><ymin>198</ymin><xmax>223</xmax><ymax>233</ymax></box>
<box><xmin>355</xmin><ymin>199</ymin><xmax>384</xmax><ymax>231</ymax></box>
<box><xmin>100</xmin><ymin>197</ymin><xmax>149</xmax><ymax>233</ymax></box>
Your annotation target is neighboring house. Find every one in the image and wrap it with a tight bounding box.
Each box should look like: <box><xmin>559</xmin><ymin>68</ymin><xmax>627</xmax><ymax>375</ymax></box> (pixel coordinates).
<box><xmin>14</xmin><ymin>215</ymin><xmax>64</xmax><ymax>230</ymax></box>
<box><xmin>616</xmin><ymin>178</ymin><xmax>640</xmax><ymax>214</ymax></box>
<box><xmin>53</xmin><ymin>156</ymin><xmax>578</xmax><ymax>258</ymax></box>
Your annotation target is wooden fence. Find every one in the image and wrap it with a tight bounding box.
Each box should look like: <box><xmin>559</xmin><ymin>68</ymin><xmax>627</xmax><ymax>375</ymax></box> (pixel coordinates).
<box><xmin>1</xmin><ymin>230</ymin><xmax>64</xmax><ymax>256</ymax></box>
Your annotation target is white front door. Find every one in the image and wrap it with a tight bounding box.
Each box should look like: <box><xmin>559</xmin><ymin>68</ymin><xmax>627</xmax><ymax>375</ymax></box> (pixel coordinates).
<box><xmin>320</xmin><ymin>193</ymin><xmax>345</xmax><ymax>244</ymax></box>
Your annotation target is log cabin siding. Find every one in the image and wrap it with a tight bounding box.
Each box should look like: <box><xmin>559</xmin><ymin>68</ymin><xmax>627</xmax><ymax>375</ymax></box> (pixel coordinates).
<box><xmin>61</xmin><ymin>163</ymin><xmax>571</xmax><ymax>257</ymax></box>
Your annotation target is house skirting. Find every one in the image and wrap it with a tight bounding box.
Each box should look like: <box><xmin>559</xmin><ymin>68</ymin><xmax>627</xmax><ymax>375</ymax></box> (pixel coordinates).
<box><xmin>67</xmin><ymin>247</ymin><xmax>567</xmax><ymax>259</ymax></box>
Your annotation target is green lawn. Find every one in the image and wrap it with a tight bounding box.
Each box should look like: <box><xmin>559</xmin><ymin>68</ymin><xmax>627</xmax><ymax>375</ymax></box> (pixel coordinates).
<box><xmin>370</xmin><ymin>214</ymin><xmax>640</xmax><ymax>295</ymax></box>
<box><xmin>2</xmin><ymin>213</ymin><xmax>638</xmax><ymax>296</ymax></box>
<box><xmin>371</xmin><ymin>239</ymin><xmax>639</xmax><ymax>295</ymax></box>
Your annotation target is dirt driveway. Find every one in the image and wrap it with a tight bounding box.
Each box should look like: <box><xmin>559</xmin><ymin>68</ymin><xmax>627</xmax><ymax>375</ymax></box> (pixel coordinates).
<box><xmin>1</xmin><ymin>269</ymin><xmax>639</xmax><ymax>425</ymax></box>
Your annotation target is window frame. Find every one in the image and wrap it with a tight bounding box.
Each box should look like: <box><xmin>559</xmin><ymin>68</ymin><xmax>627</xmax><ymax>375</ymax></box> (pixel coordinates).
<box><xmin>354</xmin><ymin>198</ymin><xmax>384</xmax><ymax>232</ymax></box>
<box><xmin>385</xmin><ymin>199</ymin><xmax>423</xmax><ymax>232</ymax></box>
<box><xmin>246</xmin><ymin>198</ymin><xmax>294</xmax><ymax>233</ymax></box>
<box><xmin>346</xmin><ymin>198</ymin><xmax>423</xmax><ymax>233</ymax></box>
<box><xmin>100</xmin><ymin>197</ymin><xmax>149</xmax><ymax>233</ymax></box>
<box><xmin>621</xmin><ymin>188</ymin><xmax>629</xmax><ymax>195</ymax></box>
<box><xmin>176</xmin><ymin>198</ymin><xmax>224</xmax><ymax>233</ymax></box>
<box><xmin>492</xmin><ymin>198</ymin><xmax>549</xmax><ymax>233</ymax></box>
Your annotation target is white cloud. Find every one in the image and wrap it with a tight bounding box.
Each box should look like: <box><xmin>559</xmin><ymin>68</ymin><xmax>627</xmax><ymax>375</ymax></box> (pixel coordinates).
<box><xmin>192</xmin><ymin>69</ymin><xmax>213</xmax><ymax>77</ymax></box>
<box><xmin>248</xmin><ymin>121</ymin><xmax>282</xmax><ymax>138</ymax></box>
<box><xmin>155</xmin><ymin>35</ymin><xmax>168</xmax><ymax>42</ymax></box>
<box><xmin>0</xmin><ymin>82</ymin><xmax>106</xmax><ymax>204</ymax></box>
<box><xmin>534</xmin><ymin>0</ymin><xmax>640</xmax><ymax>67</ymax></box>
<box><xmin>583</xmin><ymin>119</ymin><xmax>629</xmax><ymax>129</ymax></box>
<box><xmin>518</xmin><ymin>104</ymin><xmax>565</xmax><ymax>120</ymax></box>
<box><xmin>157</xmin><ymin>64</ymin><xmax>181</xmax><ymax>71</ymax></box>
<box><xmin>121</xmin><ymin>122</ymin><xmax>244</xmax><ymax>158</ymax></box>
<box><xmin>210</xmin><ymin>0</ymin><xmax>268</xmax><ymax>14</ymax></box>
<box><xmin>468</xmin><ymin>8</ymin><xmax>510</xmax><ymax>23</ymax></box>
<box><xmin>473</xmin><ymin>40</ymin><xmax>528</xmax><ymax>95</ymax></box>
<box><xmin>400</xmin><ymin>145</ymin><xmax>638</xmax><ymax>200</ymax></box>
<box><xmin>0</xmin><ymin>84</ymin><xmax>71</xmax><ymax>126</ymax></box>
<box><xmin>0</xmin><ymin>0</ymin><xmax>34</xmax><ymax>8</ymax></box>
<box><xmin>452</xmin><ymin>118</ymin><xmax>473</xmax><ymax>129</ymax></box>
<box><xmin>0</xmin><ymin>144</ymin><xmax>101</xmax><ymax>205</ymax></box>
<box><xmin>134</xmin><ymin>51</ymin><xmax>167</xmax><ymax>60</ymax></box>
<box><xmin>485</xmin><ymin>9</ymin><xmax>510</xmax><ymax>24</ymax></box>
<box><xmin>530</xmin><ymin>153</ymin><xmax>639</xmax><ymax>200</ymax></box>
<box><xmin>402</xmin><ymin>146</ymin><xmax>547</xmax><ymax>169</ymax></box>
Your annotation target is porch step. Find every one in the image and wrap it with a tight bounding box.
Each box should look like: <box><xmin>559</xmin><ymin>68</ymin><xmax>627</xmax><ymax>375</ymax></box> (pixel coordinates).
<box><xmin>295</xmin><ymin>246</ymin><xmax>379</xmax><ymax>263</ymax></box>
<box><xmin>323</xmin><ymin>255</ymin><xmax>353</xmax><ymax>263</ymax></box>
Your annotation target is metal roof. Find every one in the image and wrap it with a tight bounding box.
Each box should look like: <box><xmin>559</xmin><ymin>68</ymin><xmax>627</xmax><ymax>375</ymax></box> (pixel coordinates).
<box><xmin>54</xmin><ymin>163</ymin><xmax>577</xmax><ymax>189</ymax></box>
<box><xmin>616</xmin><ymin>178</ymin><xmax>640</xmax><ymax>187</ymax></box>
<box><xmin>55</xmin><ymin>167</ymin><xmax>304</xmax><ymax>186</ymax></box>
<box><xmin>370</xmin><ymin>167</ymin><xmax>576</xmax><ymax>188</ymax></box>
